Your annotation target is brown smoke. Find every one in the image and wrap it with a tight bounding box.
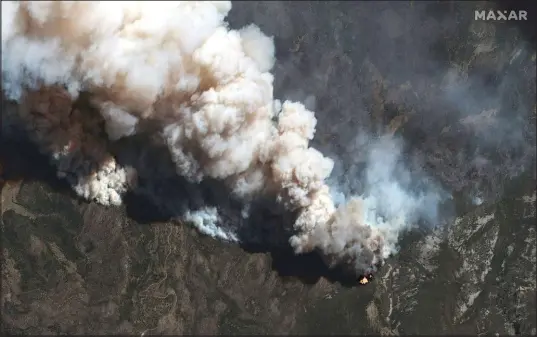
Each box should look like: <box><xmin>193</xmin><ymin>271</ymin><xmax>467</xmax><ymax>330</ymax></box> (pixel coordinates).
<box><xmin>1</xmin><ymin>1</ymin><xmax>443</xmax><ymax>273</ymax></box>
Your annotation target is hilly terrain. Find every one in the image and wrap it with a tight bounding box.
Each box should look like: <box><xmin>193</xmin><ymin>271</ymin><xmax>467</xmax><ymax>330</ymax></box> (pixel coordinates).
<box><xmin>2</xmin><ymin>1</ymin><xmax>535</xmax><ymax>334</ymax></box>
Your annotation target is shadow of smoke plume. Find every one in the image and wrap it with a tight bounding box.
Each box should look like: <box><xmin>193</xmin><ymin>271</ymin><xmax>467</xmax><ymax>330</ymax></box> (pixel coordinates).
<box><xmin>0</xmin><ymin>137</ymin><xmax>76</xmax><ymax>200</ymax></box>
<box><xmin>2</xmin><ymin>89</ymin><xmax>138</xmax><ymax>206</ymax></box>
<box><xmin>0</xmin><ymin>100</ymin><xmax>438</xmax><ymax>289</ymax></box>
<box><xmin>110</xmin><ymin>134</ymin><xmax>295</xmax><ymax>244</ymax></box>
<box><xmin>225</xmin><ymin>0</ymin><xmax>534</xmax><ymax>275</ymax></box>
<box><xmin>3</xmin><ymin>1</ymin><xmax>535</xmax><ymax>286</ymax></box>
<box><xmin>110</xmin><ymin>133</ymin><xmax>366</xmax><ymax>286</ymax></box>
<box><xmin>2</xmin><ymin>48</ymin><xmax>368</xmax><ymax>287</ymax></box>
<box><xmin>109</xmin><ymin>127</ymin><xmax>403</xmax><ymax>285</ymax></box>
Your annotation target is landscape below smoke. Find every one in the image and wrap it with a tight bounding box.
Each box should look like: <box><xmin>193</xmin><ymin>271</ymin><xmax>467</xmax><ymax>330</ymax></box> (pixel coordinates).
<box><xmin>3</xmin><ymin>1</ymin><xmax>469</xmax><ymax>275</ymax></box>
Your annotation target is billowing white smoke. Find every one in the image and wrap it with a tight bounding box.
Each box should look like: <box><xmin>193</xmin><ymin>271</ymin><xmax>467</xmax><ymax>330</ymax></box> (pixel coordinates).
<box><xmin>311</xmin><ymin>136</ymin><xmax>444</xmax><ymax>270</ymax></box>
<box><xmin>1</xmin><ymin>1</ymin><xmax>442</xmax><ymax>273</ymax></box>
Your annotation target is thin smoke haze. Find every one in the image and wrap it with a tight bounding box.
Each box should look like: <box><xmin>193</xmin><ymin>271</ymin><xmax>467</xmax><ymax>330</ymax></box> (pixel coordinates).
<box><xmin>1</xmin><ymin>1</ymin><xmax>447</xmax><ymax>274</ymax></box>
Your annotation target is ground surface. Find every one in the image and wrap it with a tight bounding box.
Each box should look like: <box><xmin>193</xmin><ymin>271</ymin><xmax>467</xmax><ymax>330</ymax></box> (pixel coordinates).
<box><xmin>1</xmin><ymin>1</ymin><xmax>536</xmax><ymax>335</ymax></box>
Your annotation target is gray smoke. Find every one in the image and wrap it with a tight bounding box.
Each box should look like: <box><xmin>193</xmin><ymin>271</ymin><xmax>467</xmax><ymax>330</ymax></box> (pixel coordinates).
<box><xmin>3</xmin><ymin>1</ymin><xmax>532</xmax><ymax>275</ymax></box>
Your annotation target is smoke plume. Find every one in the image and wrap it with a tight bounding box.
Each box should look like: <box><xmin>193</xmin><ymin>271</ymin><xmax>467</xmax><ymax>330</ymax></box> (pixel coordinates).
<box><xmin>1</xmin><ymin>1</ymin><xmax>446</xmax><ymax>273</ymax></box>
